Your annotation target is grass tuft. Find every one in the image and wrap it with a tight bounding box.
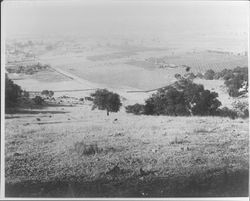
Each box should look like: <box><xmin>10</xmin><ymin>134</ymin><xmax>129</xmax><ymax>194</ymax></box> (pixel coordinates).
<box><xmin>74</xmin><ymin>142</ymin><xmax>102</xmax><ymax>156</ymax></box>
<box><xmin>170</xmin><ymin>137</ymin><xmax>190</xmax><ymax>145</ymax></box>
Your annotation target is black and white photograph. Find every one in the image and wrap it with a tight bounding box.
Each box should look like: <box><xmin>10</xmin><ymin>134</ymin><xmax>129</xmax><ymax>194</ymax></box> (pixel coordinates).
<box><xmin>1</xmin><ymin>0</ymin><xmax>249</xmax><ymax>199</ymax></box>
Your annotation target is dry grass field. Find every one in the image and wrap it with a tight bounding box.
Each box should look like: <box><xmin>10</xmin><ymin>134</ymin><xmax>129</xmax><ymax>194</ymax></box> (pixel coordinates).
<box><xmin>5</xmin><ymin>101</ymin><xmax>249</xmax><ymax>197</ymax></box>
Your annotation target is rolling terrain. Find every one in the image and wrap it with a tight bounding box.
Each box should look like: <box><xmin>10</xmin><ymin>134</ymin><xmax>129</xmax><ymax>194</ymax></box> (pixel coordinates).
<box><xmin>4</xmin><ymin>36</ymin><xmax>249</xmax><ymax>197</ymax></box>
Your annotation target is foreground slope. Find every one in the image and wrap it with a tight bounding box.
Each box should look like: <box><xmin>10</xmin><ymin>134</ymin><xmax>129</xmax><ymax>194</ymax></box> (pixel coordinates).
<box><xmin>5</xmin><ymin>102</ymin><xmax>249</xmax><ymax>197</ymax></box>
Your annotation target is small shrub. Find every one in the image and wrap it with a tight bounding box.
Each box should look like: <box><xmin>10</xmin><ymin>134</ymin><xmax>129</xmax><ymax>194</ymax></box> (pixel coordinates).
<box><xmin>41</xmin><ymin>90</ymin><xmax>54</xmax><ymax>97</ymax></box>
<box><xmin>144</xmin><ymin>97</ymin><xmax>156</xmax><ymax>115</ymax></box>
<box><xmin>175</xmin><ymin>73</ymin><xmax>182</xmax><ymax>80</ymax></box>
<box><xmin>196</xmin><ymin>72</ymin><xmax>204</xmax><ymax>79</ymax></box>
<box><xmin>194</xmin><ymin>128</ymin><xmax>211</xmax><ymax>134</ymax></box>
<box><xmin>232</xmin><ymin>101</ymin><xmax>249</xmax><ymax>118</ymax></box>
<box><xmin>22</xmin><ymin>91</ymin><xmax>30</xmax><ymax>98</ymax></box>
<box><xmin>204</xmin><ymin>69</ymin><xmax>215</xmax><ymax>80</ymax></box>
<box><xmin>85</xmin><ymin>96</ymin><xmax>93</xmax><ymax>101</ymax></box>
<box><xmin>48</xmin><ymin>91</ymin><xmax>54</xmax><ymax>97</ymax></box>
<box><xmin>184</xmin><ymin>72</ymin><xmax>196</xmax><ymax>80</ymax></box>
<box><xmin>170</xmin><ymin>137</ymin><xmax>190</xmax><ymax>145</ymax></box>
<box><xmin>223</xmin><ymin>70</ymin><xmax>234</xmax><ymax>80</ymax></box>
<box><xmin>125</xmin><ymin>103</ymin><xmax>145</xmax><ymax>115</ymax></box>
<box><xmin>217</xmin><ymin>107</ymin><xmax>238</xmax><ymax>119</ymax></box>
<box><xmin>74</xmin><ymin>142</ymin><xmax>101</xmax><ymax>156</ymax></box>
<box><xmin>213</xmin><ymin>72</ymin><xmax>221</xmax><ymax>80</ymax></box>
<box><xmin>33</xmin><ymin>96</ymin><xmax>44</xmax><ymax>105</ymax></box>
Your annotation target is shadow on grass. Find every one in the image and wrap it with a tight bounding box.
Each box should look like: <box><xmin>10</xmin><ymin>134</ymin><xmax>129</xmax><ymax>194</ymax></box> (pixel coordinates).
<box><xmin>5</xmin><ymin>110</ymin><xmax>69</xmax><ymax>115</ymax></box>
<box><xmin>5</xmin><ymin>169</ymin><xmax>249</xmax><ymax>198</ymax></box>
<box><xmin>5</xmin><ymin>101</ymin><xmax>71</xmax><ymax>115</ymax></box>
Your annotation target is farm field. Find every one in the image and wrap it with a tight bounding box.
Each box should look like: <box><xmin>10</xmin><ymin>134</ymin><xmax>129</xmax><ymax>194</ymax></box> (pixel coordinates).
<box><xmin>5</xmin><ymin>103</ymin><xmax>249</xmax><ymax>197</ymax></box>
<box><xmin>34</xmin><ymin>48</ymin><xmax>248</xmax><ymax>91</ymax></box>
<box><xmin>126</xmin><ymin>51</ymin><xmax>247</xmax><ymax>73</ymax></box>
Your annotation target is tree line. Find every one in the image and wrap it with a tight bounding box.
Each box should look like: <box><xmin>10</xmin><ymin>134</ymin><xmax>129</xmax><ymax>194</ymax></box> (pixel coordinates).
<box><xmin>5</xmin><ymin>74</ymin><xmax>248</xmax><ymax>118</ymax></box>
<box><xmin>203</xmin><ymin>67</ymin><xmax>248</xmax><ymax>97</ymax></box>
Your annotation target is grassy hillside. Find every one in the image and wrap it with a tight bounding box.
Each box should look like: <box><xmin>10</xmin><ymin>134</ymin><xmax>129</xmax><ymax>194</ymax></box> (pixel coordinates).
<box><xmin>5</xmin><ymin>103</ymin><xmax>249</xmax><ymax>197</ymax></box>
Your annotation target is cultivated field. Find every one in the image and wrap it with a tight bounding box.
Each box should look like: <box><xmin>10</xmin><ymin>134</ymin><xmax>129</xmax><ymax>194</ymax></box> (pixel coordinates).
<box><xmin>35</xmin><ymin>48</ymin><xmax>247</xmax><ymax>91</ymax></box>
<box><xmin>5</xmin><ymin>102</ymin><xmax>249</xmax><ymax>197</ymax></box>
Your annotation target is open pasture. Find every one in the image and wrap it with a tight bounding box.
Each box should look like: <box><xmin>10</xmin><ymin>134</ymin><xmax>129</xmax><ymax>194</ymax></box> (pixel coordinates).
<box><xmin>5</xmin><ymin>104</ymin><xmax>249</xmax><ymax>197</ymax></box>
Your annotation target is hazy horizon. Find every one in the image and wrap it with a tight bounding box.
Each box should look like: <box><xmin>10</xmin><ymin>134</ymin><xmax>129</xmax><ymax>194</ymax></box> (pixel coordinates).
<box><xmin>3</xmin><ymin>0</ymin><xmax>249</xmax><ymax>36</ymax></box>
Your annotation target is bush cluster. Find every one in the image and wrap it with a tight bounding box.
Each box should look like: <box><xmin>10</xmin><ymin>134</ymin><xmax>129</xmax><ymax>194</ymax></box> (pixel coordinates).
<box><xmin>125</xmin><ymin>103</ymin><xmax>145</xmax><ymax>115</ymax></box>
<box><xmin>204</xmin><ymin>69</ymin><xmax>215</xmax><ymax>80</ymax></box>
<box><xmin>224</xmin><ymin>67</ymin><xmax>248</xmax><ymax>97</ymax></box>
<box><xmin>74</xmin><ymin>142</ymin><xmax>100</xmax><ymax>156</ymax></box>
<box><xmin>126</xmin><ymin>79</ymin><xmax>222</xmax><ymax>116</ymax></box>
<box><xmin>41</xmin><ymin>90</ymin><xmax>54</xmax><ymax>97</ymax></box>
<box><xmin>6</xmin><ymin>63</ymin><xmax>50</xmax><ymax>75</ymax></box>
<box><xmin>232</xmin><ymin>101</ymin><xmax>249</xmax><ymax>118</ymax></box>
<box><xmin>203</xmin><ymin>67</ymin><xmax>248</xmax><ymax>97</ymax></box>
<box><xmin>216</xmin><ymin>107</ymin><xmax>238</xmax><ymax>119</ymax></box>
<box><xmin>32</xmin><ymin>96</ymin><xmax>44</xmax><ymax>105</ymax></box>
<box><xmin>5</xmin><ymin>75</ymin><xmax>47</xmax><ymax>108</ymax></box>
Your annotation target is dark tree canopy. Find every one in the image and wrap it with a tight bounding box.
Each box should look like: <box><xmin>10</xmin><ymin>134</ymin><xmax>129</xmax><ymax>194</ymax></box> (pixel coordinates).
<box><xmin>91</xmin><ymin>89</ymin><xmax>122</xmax><ymax>115</ymax></box>
<box><xmin>126</xmin><ymin>79</ymin><xmax>222</xmax><ymax>116</ymax></box>
<box><xmin>125</xmin><ymin>103</ymin><xmax>145</xmax><ymax>115</ymax></box>
<box><xmin>5</xmin><ymin>75</ymin><xmax>23</xmax><ymax>107</ymax></box>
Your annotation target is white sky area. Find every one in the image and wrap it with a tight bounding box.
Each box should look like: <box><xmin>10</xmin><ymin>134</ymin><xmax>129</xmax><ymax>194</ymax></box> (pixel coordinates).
<box><xmin>2</xmin><ymin>0</ymin><xmax>249</xmax><ymax>38</ymax></box>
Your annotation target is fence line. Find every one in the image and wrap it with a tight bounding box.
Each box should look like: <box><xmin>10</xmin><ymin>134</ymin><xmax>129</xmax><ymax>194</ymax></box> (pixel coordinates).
<box><xmin>27</xmin><ymin>89</ymin><xmax>98</xmax><ymax>93</ymax></box>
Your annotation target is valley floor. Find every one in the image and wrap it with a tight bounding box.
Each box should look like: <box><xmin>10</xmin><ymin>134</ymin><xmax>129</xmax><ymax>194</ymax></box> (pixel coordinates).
<box><xmin>5</xmin><ymin>102</ymin><xmax>249</xmax><ymax>197</ymax></box>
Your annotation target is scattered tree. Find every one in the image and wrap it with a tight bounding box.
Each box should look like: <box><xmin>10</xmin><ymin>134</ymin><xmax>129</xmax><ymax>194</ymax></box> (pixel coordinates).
<box><xmin>91</xmin><ymin>89</ymin><xmax>122</xmax><ymax>115</ymax></box>
<box><xmin>185</xmin><ymin>66</ymin><xmax>191</xmax><ymax>72</ymax></box>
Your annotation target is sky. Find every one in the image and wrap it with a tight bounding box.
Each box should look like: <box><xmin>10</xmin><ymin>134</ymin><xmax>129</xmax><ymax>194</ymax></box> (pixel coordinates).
<box><xmin>2</xmin><ymin>0</ymin><xmax>249</xmax><ymax>38</ymax></box>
